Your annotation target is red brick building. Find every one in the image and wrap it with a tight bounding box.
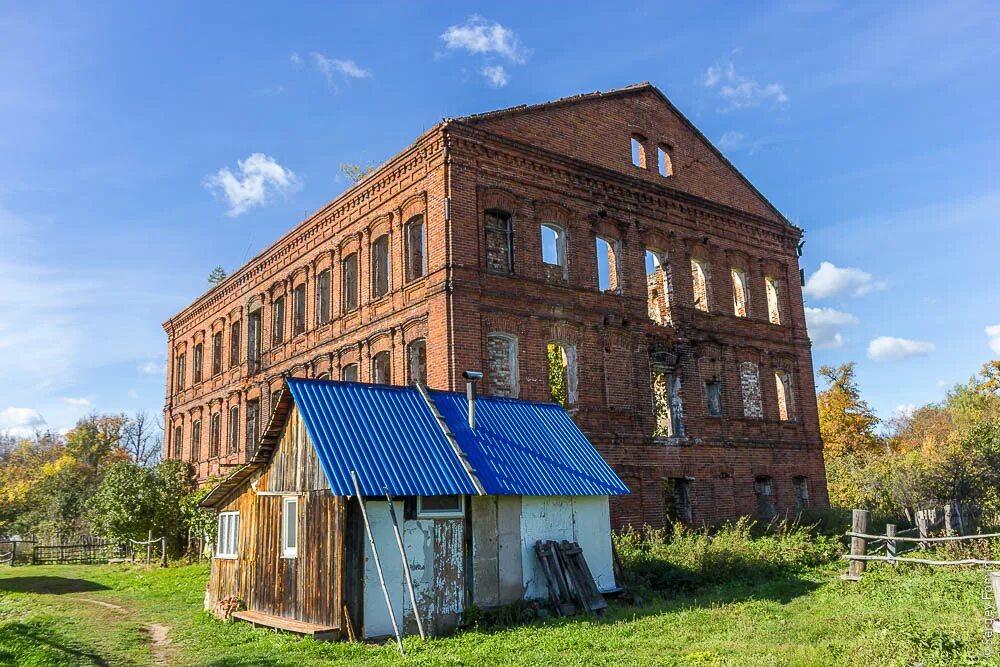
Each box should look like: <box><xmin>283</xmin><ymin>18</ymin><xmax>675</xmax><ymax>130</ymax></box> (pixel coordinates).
<box><xmin>163</xmin><ymin>83</ymin><xmax>827</xmax><ymax>528</ymax></box>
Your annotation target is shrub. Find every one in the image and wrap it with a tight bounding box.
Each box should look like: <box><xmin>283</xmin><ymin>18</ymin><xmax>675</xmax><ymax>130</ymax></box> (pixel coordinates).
<box><xmin>614</xmin><ymin>518</ymin><xmax>841</xmax><ymax>597</ymax></box>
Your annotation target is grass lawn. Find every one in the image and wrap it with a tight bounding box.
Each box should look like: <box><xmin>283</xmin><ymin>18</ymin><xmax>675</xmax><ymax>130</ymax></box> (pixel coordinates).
<box><xmin>0</xmin><ymin>560</ymin><xmax>995</xmax><ymax>666</ymax></box>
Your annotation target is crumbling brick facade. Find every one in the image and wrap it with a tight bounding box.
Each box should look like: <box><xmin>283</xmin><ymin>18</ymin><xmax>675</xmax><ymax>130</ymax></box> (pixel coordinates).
<box><xmin>163</xmin><ymin>83</ymin><xmax>828</xmax><ymax>528</ymax></box>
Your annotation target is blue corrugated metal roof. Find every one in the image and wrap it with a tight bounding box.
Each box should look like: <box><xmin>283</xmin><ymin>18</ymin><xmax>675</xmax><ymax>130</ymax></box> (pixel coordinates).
<box><xmin>286</xmin><ymin>379</ymin><xmax>479</xmax><ymax>497</ymax></box>
<box><xmin>429</xmin><ymin>391</ymin><xmax>630</xmax><ymax>497</ymax></box>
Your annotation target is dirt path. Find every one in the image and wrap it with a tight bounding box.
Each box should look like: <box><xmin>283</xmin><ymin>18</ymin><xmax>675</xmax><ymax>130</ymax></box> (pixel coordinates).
<box><xmin>72</xmin><ymin>596</ymin><xmax>176</xmax><ymax>665</ymax></box>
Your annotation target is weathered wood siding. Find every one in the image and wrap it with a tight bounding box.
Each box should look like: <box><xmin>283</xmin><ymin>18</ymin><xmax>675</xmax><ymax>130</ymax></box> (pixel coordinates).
<box><xmin>207</xmin><ymin>405</ymin><xmax>343</xmax><ymax>629</ymax></box>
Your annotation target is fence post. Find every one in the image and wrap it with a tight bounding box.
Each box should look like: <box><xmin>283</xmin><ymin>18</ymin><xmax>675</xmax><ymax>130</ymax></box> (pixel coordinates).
<box><xmin>146</xmin><ymin>529</ymin><xmax>152</xmax><ymax>566</ymax></box>
<box><xmin>847</xmin><ymin>509</ymin><xmax>870</xmax><ymax>580</ymax></box>
<box><xmin>886</xmin><ymin>524</ymin><xmax>897</xmax><ymax>561</ymax></box>
<box><xmin>161</xmin><ymin>536</ymin><xmax>167</xmax><ymax>568</ymax></box>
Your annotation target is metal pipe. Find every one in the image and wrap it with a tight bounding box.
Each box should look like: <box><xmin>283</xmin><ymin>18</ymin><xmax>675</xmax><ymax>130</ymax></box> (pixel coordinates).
<box><xmin>462</xmin><ymin>371</ymin><xmax>483</xmax><ymax>430</ymax></box>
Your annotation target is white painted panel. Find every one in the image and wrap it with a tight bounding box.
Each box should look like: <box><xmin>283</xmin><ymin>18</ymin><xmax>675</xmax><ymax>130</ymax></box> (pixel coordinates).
<box><xmin>362</xmin><ymin>501</ymin><xmax>406</xmax><ymax>639</ymax></box>
<box><xmin>519</xmin><ymin>495</ymin><xmax>616</xmax><ymax>600</ymax></box>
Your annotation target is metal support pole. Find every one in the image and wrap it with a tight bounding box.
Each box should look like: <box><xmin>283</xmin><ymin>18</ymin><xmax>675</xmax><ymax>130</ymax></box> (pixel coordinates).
<box><xmin>352</xmin><ymin>471</ymin><xmax>403</xmax><ymax>656</ymax></box>
<box><xmin>385</xmin><ymin>487</ymin><xmax>426</xmax><ymax>640</ymax></box>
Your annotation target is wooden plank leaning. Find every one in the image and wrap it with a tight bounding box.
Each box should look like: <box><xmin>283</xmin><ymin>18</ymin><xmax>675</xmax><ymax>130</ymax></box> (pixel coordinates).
<box><xmin>384</xmin><ymin>487</ymin><xmax>426</xmax><ymax>641</ymax></box>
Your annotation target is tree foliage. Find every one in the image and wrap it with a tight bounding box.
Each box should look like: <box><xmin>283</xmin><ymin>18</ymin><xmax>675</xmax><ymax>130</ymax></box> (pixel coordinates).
<box><xmin>208</xmin><ymin>265</ymin><xmax>228</xmax><ymax>286</ymax></box>
<box><xmin>339</xmin><ymin>162</ymin><xmax>376</xmax><ymax>183</ymax></box>
<box><xmin>817</xmin><ymin>363</ymin><xmax>881</xmax><ymax>457</ymax></box>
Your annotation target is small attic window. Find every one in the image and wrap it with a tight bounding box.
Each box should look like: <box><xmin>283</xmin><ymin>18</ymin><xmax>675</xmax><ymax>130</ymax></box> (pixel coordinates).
<box><xmin>630</xmin><ymin>135</ymin><xmax>646</xmax><ymax>169</ymax></box>
<box><xmin>657</xmin><ymin>146</ymin><xmax>673</xmax><ymax>177</ymax></box>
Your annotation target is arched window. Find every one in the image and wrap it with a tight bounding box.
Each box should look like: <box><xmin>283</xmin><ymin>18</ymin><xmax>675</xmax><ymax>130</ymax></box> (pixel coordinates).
<box><xmin>765</xmin><ymin>276</ymin><xmax>782</xmax><ymax>325</ymax></box>
<box><xmin>193</xmin><ymin>344</ymin><xmax>204</xmax><ymax>384</ymax></box>
<box><xmin>212</xmin><ymin>332</ymin><xmax>223</xmax><ymax>375</ymax></box>
<box><xmin>645</xmin><ymin>249</ymin><xmax>673</xmax><ymax>325</ymax></box>
<box><xmin>172</xmin><ymin>424</ymin><xmax>183</xmax><ymax>460</ymax></box>
<box><xmin>731</xmin><ymin>268</ymin><xmax>749</xmax><ymax>318</ymax></box>
<box><xmin>775</xmin><ymin>369</ymin><xmax>795</xmax><ymax>421</ymax></box>
<box><xmin>341</xmin><ymin>363</ymin><xmax>359</xmax><ymax>383</ymax></box>
<box><xmin>630</xmin><ymin>135</ymin><xmax>647</xmax><ymax>168</ymax></box>
<box><xmin>691</xmin><ymin>258</ymin><xmax>711</xmax><ymax>312</ymax></box>
<box><xmin>595</xmin><ymin>235</ymin><xmax>621</xmax><ymax>293</ymax></box>
<box><xmin>210</xmin><ymin>412</ymin><xmax>221</xmax><ymax>458</ymax></box>
<box><xmin>405</xmin><ymin>215</ymin><xmax>425</xmax><ymax>281</ymax></box>
<box><xmin>546</xmin><ymin>342</ymin><xmax>577</xmax><ymax>407</ymax></box>
<box><xmin>485</xmin><ymin>209</ymin><xmax>513</xmax><ymax>275</ymax></box>
<box><xmin>316</xmin><ymin>372</ymin><xmax>330</xmax><ymax>381</ymax></box>
<box><xmin>175</xmin><ymin>352</ymin><xmax>186</xmax><ymax>391</ymax></box>
<box><xmin>292</xmin><ymin>284</ymin><xmax>306</xmax><ymax>336</ymax></box>
<box><xmin>247</xmin><ymin>309</ymin><xmax>262</xmax><ymax>372</ymax></box>
<box><xmin>371</xmin><ymin>351</ymin><xmax>391</xmax><ymax>385</ymax></box>
<box><xmin>371</xmin><ymin>234</ymin><xmax>390</xmax><ymax>299</ymax></box>
<box><xmin>540</xmin><ymin>223</ymin><xmax>567</xmax><ymax>279</ymax></box>
<box><xmin>740</xmin><ymin>361</ymin><xmax>763</xmax><ymax>419</ymax></box>
<box><xmin>657</xmin><ymin>146</ymin><xmax>673</xmax><ymax>177</ymax></box>
<box><xmin>487</xmin><ymin>333</ymin><xmax>519</xmax><ymax>397</ymax></box>
<box><xmin>342</xmin><ymin>252</ymin><xmax>359</xmax><ymax>313</ymax></box>
<box><xmin>229</xmin><ymin>320</ymin><xmax>241</xmax><ymax>368</ymax></box>
<box><xmin>272</xmin><ymin>296</ymin><xmax>285</xmax><ymax>344</ymax></box>
<box><xmin>316</xmin><ymin>269</ymin><xmax>331</xmax><ymax>324</ymax></box>
<box><xmin>191</xmin><ymin>419</ymin><xmax>202</xmax><ymax>462</ymax></box>
<box><xmin>651</xmin><ymin>353</ymin><xmax>683</xmax><ymax>437</ymax></box>
<box><xmin>407</xmin><ymin>339</ymin><xmax>427</xmax><ymax>384</ymax></box>
<box><xmin>228</xmin><ymin>405</ymin><xmax>240</xmax><ymax>454</ymax></box>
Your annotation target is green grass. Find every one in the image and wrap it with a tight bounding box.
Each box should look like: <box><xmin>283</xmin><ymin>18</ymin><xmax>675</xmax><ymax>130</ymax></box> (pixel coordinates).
<box><xmin>0</xmin><ymin>559</ymin><xmax>995</xmax><ymax>666</ymax></box>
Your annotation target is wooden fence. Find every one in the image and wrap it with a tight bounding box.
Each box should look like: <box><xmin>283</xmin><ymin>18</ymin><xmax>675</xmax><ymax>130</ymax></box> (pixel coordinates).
<box><xmin>31</xmin><ymin>540</ymin><xmax>126</xmax><ymax>565</ymax></box>
<box><xmin>842</xmin><ymin>509</ymin><xmax>1000</xmax><ymax>580</ymax></box>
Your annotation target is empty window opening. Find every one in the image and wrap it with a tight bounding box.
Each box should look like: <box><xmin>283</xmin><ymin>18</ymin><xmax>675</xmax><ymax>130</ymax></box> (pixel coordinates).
<box><xmin>740</xmin><ymin>362</ymin><xmax>763</xmax><ymax>419</ymax></box>
<box><xmin>341</xmin><ymin>363</ymin><xmax>359</xmax><ymax>383</ymax></box>
<box><xmin>487</xmin><ymin>334</ymin><xmax>519</xmax><ymax>398</ymax></box>
<box><xmin>691</xmin><ymin>258</ymin><xmax>711</xmax><ymax>312</ymax></box>
<box><xmin>292</xmin><ymin>284</ymin><xmax>306</xmax><ymax>336</ymax></box>
<box><xmin>595</xmin><ymin>236</ymin><xmax>621</xmax><ymax>293</ymax></box>
<box><xmin>216</xmin><ymin>512</ymin><xmax>239</xmax><ymax>559</ymax></box>
<box><xmin>229</xmin><ymin>320</ymin><xmax>241</xmax><ymax>368</ymax></box>
<box><xmin>282</xmin><ymin>497</ymin><xmax>298</xmax><ymax>558</ymax></box>
<box><xmin>406</xmin><ymin>215</ymin><xmax>425</xmax><ymax>281</ymax></box>
<box><xmin>541</xmin><ymin>223</ymin><xmax>567</xmax><ymax>279</ymax></box>
<box><xmin>272</xmin><ymin>296</ymin><xmax>285</xmax><ymax>345</ymax></box>
<box><xmin>765</xmin><ymin>276</ymin><xmax>782</xmax><ymax>325</ymax></box>
<box><xmin>754</xmin><ymin>476</ymin><xmax>775</xmax><ymax>519</ymax></box>
<box><xmin>657</xmin><ymin>146</ymin><xmax>673</xmax><ymax>177</ymax></box>
<box><xmin>228</xmin><ymin>405</ymin><xmax>240</xmax><ymax>454</ymax></box>
<box><xmin>191</xmin><ymin>419</ymin><xmax>201</xmax><ymax>462</ymax></box>
<box><xmin>172</xmin><ymin>424</ymin><xmax>183</xmax><ymax>459</ymax></box>
<box><xmin>645</xmin><ymin>249</ymin><xmax>673</xmax><ymax>325</ymax></box>
<box><xmin>247</xmin><ymin>309</ymin><xmax>262</xmax><ymax>372</ymax></box>
<box><xmin>793</xmin><ymin>476</ymin><xmax>810</xmax><ymax>511</ymax></box>
<box><xmin>372</xmin><ymin>234</ymin><xmax>390</xmax><ymax>299</ymax></box>
<box><xmin>371</xmin><ymin>351</ymin><xmax>391</xmax><ymax>385</ymax></box>
<box><xmin>651</xmin><ymin>356</ymin><xmax>683</xmax><ymax>437</ymax></box>
<box><xmin>547</xmin><ymin>342</ymin><xmax>578</xmax><ymax>407</ymax></box>
<box><xmin>417</xmin><ymin>495</ymin><xmax>464</xmax><ymax>519</ymax></box>
<box><xmin>316</xmin><ymin>372</ymin><xmax>330</xmax><ymax>380</ymax></box>
<box><xmin>212</xmin><ymin>332</ymin><xmax>223</xmax><ymax>375</ymax></box>
<box><xmin>485</xmin><ymin>209</ymin><xmax>514</xmax><ymax>275</ymax></box>
<box><xmin>245</xmin><ymin>399</ymin><xmax>259</xmax><ymax>453</ymax></box>
<box><xmin>342</xmin><ymin>252</ymin><xmax>359</xmax><ymax>313</ymax></box>
<box><xmin>209</xmin><ymin>412</ymin><xmax>221</xmax><ymax>458</ymax></box>
<box><xmin>630</xmin><ymin>135</ymin><xmax>646</xmax><ymax>169</ymax></box>
<box><xmin>664</xmin><ymin>478</ymin><xmax>693</xmax><ymax>525</ymax></box>
<box><xmin>175</xmin><ymin>353</ymin><xmax>186</xmax><ymax>391</ymax></box>
<box><xmin>705</xmin><ymin>379</ymin><xmax>723</xmax><ymax>417</ymax></box>
<box><xmin>193</xmin><ymin>344</ymin><xmax>203</xmax><ymax>384</ymax></box>
<box><xmin>407</xmin><ymin>339</ymin><xmax>427</xmax><ymax>384</ymax></box>
<box><xmin>731</xmin><ymin>268</ymin><xmax>749</xmax><ymax>318</ymax></box>
<box><xmin>775</xmin><ymin>369</ymin><xmax>795</xmax><ymax>422</ymax></box>
<box><xmin>316</xmin><ymin>269</ymin><xmax>331</xmax><ymax>325</ymax></box>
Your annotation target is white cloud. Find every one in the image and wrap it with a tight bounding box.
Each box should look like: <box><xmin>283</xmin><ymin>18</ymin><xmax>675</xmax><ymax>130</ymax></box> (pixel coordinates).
<box><xmin>441</xmin><ymin>16</ymin><xmax>528</xmax><ymax>63</ymax></box>
<box><xmin>480</xmin><ymin>65</ymin><xmax>509</xmax><ymax>87</ymax></box>
<box><xmin>803</xmin><ymin>261</ymin><xmax>886</xmax><ymax>299</ymax></box>
<box><xmin>868</xmin><ymin>336</ymin><xmax>935</xmax><ymax>362</ymax></box>
<box><xmin>204</xmin><ymin>153</ymin><xmax>301</xmax><ymax>217</ymax></box>
<box><xmin>0</xmin><ymin>406</ymin><xmax>47</xmax><ymax>437</ymax></box>
<box><xmin>986</xmin><ymin>324</ymin><xmax>1000</xmax><ymax>355</ymax></box>
<box><xmin>61</xmin><ymin>397</ymin><xmax>90</xmax><ymax>407</ymax></box>
<box><xmin>139</xmin><ymin>360</ymin><xmax>166</xmax><ymax>375</ymax></box>
<box><xmin>289</xmin><ymin>52</ymin><xmax>302</xmax><ymax>65</ymax></box>
<box><xmin>310</xmin><ymin>52</ymin><xmax>371</xmax><ymax>87</ymax></box>
<box><xmin>703</xmin><ymin>61</ymin><xmax>788</xmax><ymax>111</ymax></box>
<box><xmin>805</xmin><ymin>307</ymin><xmax>859</xmax><ymax>349</ymax></box>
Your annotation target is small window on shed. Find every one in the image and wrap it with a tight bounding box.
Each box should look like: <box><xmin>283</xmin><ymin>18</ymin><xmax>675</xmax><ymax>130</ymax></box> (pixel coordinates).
<box><xmin>417</xmin><ymin>495</ymin><xmax>464</xmax><ymax>519</ymax></box>
<box><xmin>630</xmin><ymin>135</ymin><xmax>646</xmax><ymax>169</ymax></box>
<box><xmin>216</xmin><ymin>511</ymin><xmax>239</xmax><ymax>559</ymax></box>
<box><xmin>595</xmin><ymin>236</ymin><xmax>621</xmax><ymax>293</ymax></box>
<box><xmin>282</xmin><ymin>497</ymin><xmax>298</xmax><ymax>558</ymax></box>
<box><xmin>657</xmin><ymin>146</ymin><xmax>673</xmax><ymax>177</ymax></box>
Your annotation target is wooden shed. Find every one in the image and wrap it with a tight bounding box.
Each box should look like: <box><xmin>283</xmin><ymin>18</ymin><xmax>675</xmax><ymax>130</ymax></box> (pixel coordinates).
<box><xmin>200</xmin><ymin>378</ymin><xmax>628</xmax><ymax>640</ymax></box>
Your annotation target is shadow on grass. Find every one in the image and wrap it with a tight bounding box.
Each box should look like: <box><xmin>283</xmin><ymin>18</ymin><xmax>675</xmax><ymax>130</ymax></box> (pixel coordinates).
<box><xmin>0</xmin><ymin>620</ymin><xmax>110</xmax><ymax>666</ymax></box>
<box><xmin>0</xmin><ymin>576</ymin><xmax>110</xmax><ymax>595</ymax></box>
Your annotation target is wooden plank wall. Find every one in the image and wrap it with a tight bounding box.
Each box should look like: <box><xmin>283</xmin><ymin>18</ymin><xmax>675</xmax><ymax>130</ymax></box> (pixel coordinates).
<box><xmin>207</xmin><ymin>405</ymin><xmax>343</xmax><ymax>629</ymax></box>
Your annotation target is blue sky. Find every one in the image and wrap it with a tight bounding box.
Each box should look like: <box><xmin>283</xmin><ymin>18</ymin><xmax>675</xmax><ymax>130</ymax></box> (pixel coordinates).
<box><xmin>1</xmin><ymin>1</ymin><xmax>997</xmax><ymax>436</ymax></box>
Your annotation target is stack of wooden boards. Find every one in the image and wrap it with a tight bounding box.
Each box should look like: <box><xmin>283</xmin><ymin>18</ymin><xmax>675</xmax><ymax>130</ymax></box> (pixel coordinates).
<box><xmin>533</xmin><ymin>540</ymin><xmax>607</xmax><ymax>617</ymax></box>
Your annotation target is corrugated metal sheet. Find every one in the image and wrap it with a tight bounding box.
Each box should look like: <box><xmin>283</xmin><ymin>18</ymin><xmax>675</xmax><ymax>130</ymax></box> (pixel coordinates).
<box><xmin>429</xmin><ymin>391</ymin><xmax>630</xmax><ymax>497</ymax></box>
<box><xmin>287</xmin><ymin>379</ymin><xmax>479</xmax><ymax>497</ymax></box>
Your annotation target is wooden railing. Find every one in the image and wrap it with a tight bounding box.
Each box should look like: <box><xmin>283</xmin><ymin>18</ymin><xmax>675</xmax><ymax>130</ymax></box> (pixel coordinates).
<box><xmin>32</xmin><ymin>540</ymin><xmax>125</xmax><ymax>565</ymax></box>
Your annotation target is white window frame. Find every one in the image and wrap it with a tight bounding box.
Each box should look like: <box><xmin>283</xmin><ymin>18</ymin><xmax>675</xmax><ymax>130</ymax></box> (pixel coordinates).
<box><xmin>282</xmin><ymin>496</ymin><xmax>298</xmax><ymax>559</ymax></box>
<box><xmin>416</xmin><ymin>495</ymin><xmax>465</xmax><ymax>519</ymax></box>
<box><xmin>216</xmin><ymin>511</ymin><xmax>239</xmax><ymax>559</ymax></box>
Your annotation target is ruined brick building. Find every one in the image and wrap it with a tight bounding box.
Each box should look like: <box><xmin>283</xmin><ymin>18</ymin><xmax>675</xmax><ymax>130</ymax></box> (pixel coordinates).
<box><xmin>163</xmin><ymin>83</ymin><xmax>828</xmax><ymax>528</ymax></box>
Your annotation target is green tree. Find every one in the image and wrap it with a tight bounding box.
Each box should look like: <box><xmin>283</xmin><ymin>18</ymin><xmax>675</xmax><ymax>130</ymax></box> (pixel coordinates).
<box><xmin>817</xmin><ymin>363</ymin><xmax>881</xmax><ymax>457</ymax></box>
<box><xmin>340</xmin><ymin>162</ymin><xmax>376</xmax><ymax>183</ymax></box>
<box><xmin>208</xmin><ymin>265</ymin><xmax>227</xmax><ymax>286</ymax></box>
<box><xmin>86</xmin><ymin>461</ymin><xmax>158</xmax><ymax>544</ymax></box>
<box><xmin>547</xmin><ymin>344</ymin><xmax>567</xmax><ymax>407</ymax></box>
